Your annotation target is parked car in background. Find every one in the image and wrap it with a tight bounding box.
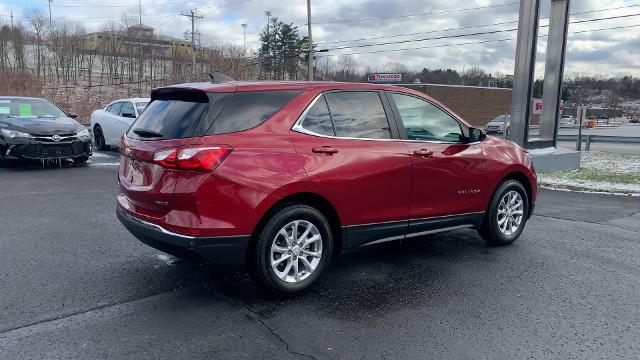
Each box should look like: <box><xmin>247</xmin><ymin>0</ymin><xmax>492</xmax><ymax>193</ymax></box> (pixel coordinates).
<box><xmin>559</xmin><ymin>115</ymin><xmax>576</xmax><ymax>128</ymax></box>
<box><xmin>90</xmin><ymin>98</ymin><xmax>150</xmax><ymax>150</ymax></box>
<box><xmin>0</xmin><ymin>96</ymin><xmax>92</xmax><ymax>164</ymax></box>
<box><xmin>116</xmin><ymin>81</ymin><xmax>537</xmax><ymax>295</ymax></box>
<box><xmin>485</xmin><ymin>114</ymin><xmax>510</xmax><ymax>134</ymax></box>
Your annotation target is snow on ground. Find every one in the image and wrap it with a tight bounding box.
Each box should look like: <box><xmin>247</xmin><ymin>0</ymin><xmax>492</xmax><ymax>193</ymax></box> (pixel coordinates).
<box><xmin>538</xmin><ymin>152</ymin><xmax>640</xmax><ymax>195</ymax></box>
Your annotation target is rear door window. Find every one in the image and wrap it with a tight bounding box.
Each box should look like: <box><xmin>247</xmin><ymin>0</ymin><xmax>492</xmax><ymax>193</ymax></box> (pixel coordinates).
<box><xmin>324</xmin><ymin>91</ymin><xmax>391</xmax><ymax>139</ymax></box>
<box><xmin>120</xmin><ymin>102</ymin><xmax>135</xmax><ymax>117</ymax></box>
<box><xmin>205</xmin><ymin>90</ymin><xmax>301</xmax><ymax>135</ymax></box>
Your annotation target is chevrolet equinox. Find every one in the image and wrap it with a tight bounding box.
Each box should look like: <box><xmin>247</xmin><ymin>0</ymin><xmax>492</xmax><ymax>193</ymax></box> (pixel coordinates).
<box><xmin>117</xmin><ymin>81</ymin><xmax>537</xmax><ymax>295</ymax></box>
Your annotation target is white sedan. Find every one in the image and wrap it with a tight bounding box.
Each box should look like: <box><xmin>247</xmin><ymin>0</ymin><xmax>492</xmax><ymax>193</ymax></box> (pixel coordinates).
<box><xmin>90</xmin><ymin>98</ymin><xmax>150</xmax><ymax>150</ymax></box>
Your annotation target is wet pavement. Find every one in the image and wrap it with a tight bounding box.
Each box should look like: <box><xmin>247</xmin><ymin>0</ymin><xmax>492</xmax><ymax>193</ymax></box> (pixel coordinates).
<box><xmin>1</xmin><ymin>152</ymin><xmax>639</xmax><ymax>359</ymax></box>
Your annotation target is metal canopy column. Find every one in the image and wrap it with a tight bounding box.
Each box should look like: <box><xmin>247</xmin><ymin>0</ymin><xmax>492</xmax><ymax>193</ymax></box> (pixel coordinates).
<box><xmin>509</xmin><ymin>0</ymin><xmax>540</xmax><ymax>147</ymax></box>
<box><xmin>539</xmin><ymin>0</ymin><xmax>571</xmax><ymax>146</ymax></box>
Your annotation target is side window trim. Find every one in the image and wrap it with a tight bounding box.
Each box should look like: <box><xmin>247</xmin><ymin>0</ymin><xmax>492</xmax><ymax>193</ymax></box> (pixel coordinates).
<box><xmin>385</xmin><ymin>91</ymin><xmax>468</xmax><ymax>143</ymax></box>
<box><xmin>293</xmin><ymin>90</ymin><xmax>401</xmax><ymax>141</ymax></box>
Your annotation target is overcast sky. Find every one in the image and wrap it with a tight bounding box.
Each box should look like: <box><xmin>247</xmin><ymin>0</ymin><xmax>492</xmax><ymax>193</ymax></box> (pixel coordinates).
<box><xmin>2</xmin><ymin>0</ymin><xmax>639</xmax><ymax>77</ymax></box>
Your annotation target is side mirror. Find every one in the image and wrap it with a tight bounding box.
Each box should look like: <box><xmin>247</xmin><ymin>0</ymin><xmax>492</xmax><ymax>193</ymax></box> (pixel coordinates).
<box><xmin>468</xmin><ymin>127</ymin><xmax>487</xmax><ymax>143</ymax></box>
<box><xmin>122</xmin><ymin>112</ymin><xmax>136</xmax><ymax>118</ymax></box>
<box><xmin>68</xmin><ymin>112</ymin><xmax>78</xmax><ymax>119</ymax></box>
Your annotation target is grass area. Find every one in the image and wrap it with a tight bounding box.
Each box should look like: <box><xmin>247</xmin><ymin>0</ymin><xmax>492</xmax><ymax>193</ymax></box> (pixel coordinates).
<box><xmin>538</xmin><ymin>152</ymin><xmax>640</xmax><ymax>194</ymax></box>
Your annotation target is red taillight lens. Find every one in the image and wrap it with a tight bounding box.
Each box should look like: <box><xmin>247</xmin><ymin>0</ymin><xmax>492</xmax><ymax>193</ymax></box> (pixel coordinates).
<box><xmin>153</xmin><ymin>145</ymin><xmax>232</xmax><ymax>172</ymax></box>
<box><xmin>153</xmin><ymin>148</ymin><xmax>178</xmax><ymax>168</ymax></box>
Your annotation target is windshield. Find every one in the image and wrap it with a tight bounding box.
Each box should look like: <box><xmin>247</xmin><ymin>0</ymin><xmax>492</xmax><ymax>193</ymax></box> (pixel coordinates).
<box><xmin>0</xmin><ymin>98</ymin><xmax>67</xmax><ymax>119</ymax></box>
<box><xmin>491</xmin><ymin>116</ymin><xmax>508</xmax><ymax>123</ymax></box>
<box><xmin>135</xmin><ymin>102</ymin><xmax>148</xmax><ymax>114</ymax></box>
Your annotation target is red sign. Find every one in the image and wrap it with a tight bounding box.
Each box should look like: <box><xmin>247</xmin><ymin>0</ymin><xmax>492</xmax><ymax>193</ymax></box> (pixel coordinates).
<box><xmin>368</xmin><ymin>73</ymin><xmax>402</xmax><ymax>83</ymax></box>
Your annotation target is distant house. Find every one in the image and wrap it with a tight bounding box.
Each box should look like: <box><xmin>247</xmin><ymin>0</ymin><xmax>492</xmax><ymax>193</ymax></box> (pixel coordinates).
<box><xmin>85</xmin><ymin>24</ymin><xmax>193</xmax><ymax>58</ymax></box>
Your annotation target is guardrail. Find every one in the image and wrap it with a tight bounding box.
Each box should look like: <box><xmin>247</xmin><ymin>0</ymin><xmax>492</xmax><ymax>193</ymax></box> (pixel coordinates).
<box><xmin>558</xmin><ymin>134</ymin><xmax>640</xmax><ymax>150</ymax></box>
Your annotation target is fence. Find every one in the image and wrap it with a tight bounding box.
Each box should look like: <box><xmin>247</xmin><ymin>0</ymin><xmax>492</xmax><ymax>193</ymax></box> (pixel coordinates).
<box><xmin>558</xmin><ymin>134</ymin><xmax>640</xmax><ymax>151</ymax></box>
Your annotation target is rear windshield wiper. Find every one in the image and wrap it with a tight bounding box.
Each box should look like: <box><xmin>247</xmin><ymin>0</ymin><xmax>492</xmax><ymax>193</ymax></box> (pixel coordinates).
<box><xmin>132</xmin><ymin>128</ymin><xmax>164</xmax><ymax>138</ymax></box>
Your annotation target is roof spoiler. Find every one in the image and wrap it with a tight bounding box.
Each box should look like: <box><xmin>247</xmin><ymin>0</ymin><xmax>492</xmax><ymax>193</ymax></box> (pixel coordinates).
<box><xmin>209</xmin><ymin>71</ymin><xmax>234</xmax><ymax>84</ymax></box>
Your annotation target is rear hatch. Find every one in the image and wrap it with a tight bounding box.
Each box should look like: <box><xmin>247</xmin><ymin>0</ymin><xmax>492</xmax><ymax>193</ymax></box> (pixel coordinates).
<box><xmin>118</xmin><ymin>87</ymin><xmax>232</xmax><ymax>216</ymax></box>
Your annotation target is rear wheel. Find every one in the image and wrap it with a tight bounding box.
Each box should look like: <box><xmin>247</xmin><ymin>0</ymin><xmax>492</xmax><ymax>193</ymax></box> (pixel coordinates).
<box><xmin>93</xmin><ymin>125</ymin><xmax>107</xmax><ymax>151</ymax></box>
<box><xmin>479</xmin><ymin>180</ymin><xmax>529</xmax><ymax>246</ymax></box>
<box><xmin>248</xmin><ymin>204</ymin><xmax>333</xmax><ymax>296</ymax></box>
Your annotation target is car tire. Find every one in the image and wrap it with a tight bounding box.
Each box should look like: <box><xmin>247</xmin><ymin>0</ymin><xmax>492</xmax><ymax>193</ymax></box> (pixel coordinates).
<box><xmin>479</xmin><ymin>180</ymin><xmax>529</xmax><ymax>246</ymax></box>
<box><xmin>73</xmin><ymin>156</ymin><xmax>89</xmax><ymax>165</ymax></box>
<box><xmin>248</xmin><ymin>204</ymin><xmax>333</xmax><ymax>296</ymax></box>
<box><xmin>93</xmin><ymin>125</ymin><xmax>107</xmax><ymax>151</ymax></box>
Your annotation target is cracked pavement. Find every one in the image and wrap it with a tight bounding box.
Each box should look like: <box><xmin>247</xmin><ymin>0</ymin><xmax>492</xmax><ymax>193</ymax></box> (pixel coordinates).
<box><xmin>1</xmin><ymin>153</ymin><xmax>639</xmax><ymax>359</ymax></box>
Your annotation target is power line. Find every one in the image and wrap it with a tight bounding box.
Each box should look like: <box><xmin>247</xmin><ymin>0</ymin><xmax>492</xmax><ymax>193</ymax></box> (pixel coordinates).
<box><xmin>316</xmin><ymin>3</ymin><xmax>640</xmax><ymax>46</ymax></box>
<box><xmin>304</xmin><ymin>2</ymin><xmax>519</xmax><ymax>26</ymax></box>
<box><xmin>1</xmin><ymin>0</ymin><xmax>252</xmax><ymax>8</ymax></box>
<box><xmin>322</xmin><ymin>12</ymin><xmax>640</xmax><ymax>52</ymax></box>
<box><xmin>317</xmin><ymin>22</ymin><xmax>640</xmax><ymax>58</ymax></box>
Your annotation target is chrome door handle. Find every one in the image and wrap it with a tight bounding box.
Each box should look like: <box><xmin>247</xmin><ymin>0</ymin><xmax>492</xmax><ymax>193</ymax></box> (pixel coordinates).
<box><xmin>412</xmin><ymin>149</ymin><xmax>434</xmax><ymax>157</ymax></box>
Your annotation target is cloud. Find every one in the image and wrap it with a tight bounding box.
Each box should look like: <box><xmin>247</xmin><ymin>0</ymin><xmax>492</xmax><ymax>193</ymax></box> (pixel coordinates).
<box><xmin>5</xmin><ymin>0</ymin><xmax>640</xmax><ymax>76</ymax></box>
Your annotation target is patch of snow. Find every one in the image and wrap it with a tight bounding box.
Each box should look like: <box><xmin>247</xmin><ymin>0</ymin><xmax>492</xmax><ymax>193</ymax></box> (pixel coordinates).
<box><xmin>528</xmin><ymin>147</ymin><xmax>557</xmax><ymax>155</ymax></box>
<box><xmin>156</xmin><ymin>254</ymin><xmax>176</xmax><ymax>265</ymax></box>
<box><xmin>87</xmin><ymin>162</ymin><xmax>120</xmax><ymax>166</ymax></box>
<box><xmin>90</xmin><ymin>152</ymin><xmax>117</xmax><ymax>158</ymax></box>
<box><xmin>539</xmin><ymin>177</ymin><xmax>640</xmax><ymax>193</ymax></box>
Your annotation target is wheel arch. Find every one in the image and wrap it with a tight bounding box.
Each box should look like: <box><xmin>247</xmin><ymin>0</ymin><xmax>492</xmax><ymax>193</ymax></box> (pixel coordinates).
<box><xmin>247</xmin><ymin>191</ymin><xmax>344</xmax><ymax>264</ymax></box>
<box><xmin>499</xmin><ymin>171</ymin><xmax>534</xmax><ymax>218</ymax></box>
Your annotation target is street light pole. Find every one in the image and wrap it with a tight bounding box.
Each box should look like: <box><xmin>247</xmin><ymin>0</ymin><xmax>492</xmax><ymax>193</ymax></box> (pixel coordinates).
<box><xmin>241</xmin><ymin>23</ymin><xmax>247</xmax><ymax>54</ymax></box>
<box><xmin>307</xmin><ymin>0</ymin><xmax>313</xmax><ymax>81</ymax></box>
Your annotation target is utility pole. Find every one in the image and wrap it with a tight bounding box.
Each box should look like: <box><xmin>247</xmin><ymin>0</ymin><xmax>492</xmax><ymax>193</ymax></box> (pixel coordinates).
<box><xmin>181</xmin><ymin>9</ymin><xmax>203</xmax><ymax>80</ymax></box>
<box><xmin>138</xmin><ymin>0</ymin><xmax>142</xmax><ymax>25</ymax></box>
<box><xmin>10</xmin><ymin>11</ymin><xmax>13</xmax><ymax>29</ymax></box>
<box><xmin>306</xmin><ymin>0</ymin><xmax>313</xmax><ymax>81</ymax></box>
<box><xmin>48</xmin><ymin>0</ymin><xmax>53</xmax><ymax>28</ymax></box>
<box><xmin>265</xmin><ymin>11</ymin><xmax>271</xmax><ymax>79</ymax></box>
<box><xmin>241</xmin><ymin>23</ymin><xmax>247</xmax><ymax>54</ymax></box>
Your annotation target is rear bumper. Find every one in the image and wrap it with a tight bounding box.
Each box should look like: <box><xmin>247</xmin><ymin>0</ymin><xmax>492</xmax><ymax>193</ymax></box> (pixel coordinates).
<box><xmin>116</xmin><ymin>206</ymin><xmax>249</xmax><ymax>268</ymax></box>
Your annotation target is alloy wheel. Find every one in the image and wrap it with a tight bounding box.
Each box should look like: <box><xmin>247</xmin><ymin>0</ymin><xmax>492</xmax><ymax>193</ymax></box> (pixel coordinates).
<box><xmin>270</xmin><ymin>220</ymin><xmax>323</xmax><ymax>283</ymax></box>
<box><xmin>497</xmin><ymin>190</ymin><xmax>524</xmax><ymax>236</ymax></box>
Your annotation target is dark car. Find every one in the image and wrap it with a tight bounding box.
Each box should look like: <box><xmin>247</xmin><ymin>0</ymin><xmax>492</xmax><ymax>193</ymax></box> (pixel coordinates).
<box><xmin>116</xmin><ymin>81</ymin><xmax>537</xmax><ymax>295</ymax></box>
<box><xmin>0</xmin><ymin>97</ymin><xmax>92</xmax><ymax>164</ymax></box>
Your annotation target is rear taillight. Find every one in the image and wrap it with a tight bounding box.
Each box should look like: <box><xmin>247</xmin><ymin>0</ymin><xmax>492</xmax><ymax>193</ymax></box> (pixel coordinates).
<box><xmin>152</xmin><ymin>145</ymin><xmax>232</xmax><ymax>172</ymax></box>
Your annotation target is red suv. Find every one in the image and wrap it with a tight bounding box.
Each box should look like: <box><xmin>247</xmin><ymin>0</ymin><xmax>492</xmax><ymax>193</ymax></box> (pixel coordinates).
<box><xmin>117</xmin><ymin>81</ymin><xmax>536</xmax><ymax>295</ymax></box>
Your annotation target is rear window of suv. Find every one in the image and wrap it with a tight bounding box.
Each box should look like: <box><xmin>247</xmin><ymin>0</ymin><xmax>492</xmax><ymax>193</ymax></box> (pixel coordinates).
<box><xmin>127</xmin><ymin>99</ymin><xmax>209</xmax><ymax>140</ymax></box>
<box><xmin>127</xmin><ymin>90</ymin><xmax>300</xmax><ymax>140</ymax></box>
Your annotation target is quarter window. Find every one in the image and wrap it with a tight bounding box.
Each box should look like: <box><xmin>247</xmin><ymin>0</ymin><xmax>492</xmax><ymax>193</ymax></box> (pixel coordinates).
<box><xmin>206</xmin><ymin>90</ymin><xmax>301</xmax><ymax>135</ymax></box>
<box><xmin>391</xmin><ymin>93</ymin><xmax>463</xmax><ymax>142</ymax></box>
<box><xmin>325</xmin><ymin>91</ymin><xmax>391</xmax><ymax>139</ymax></box>
<box><xmin>300</xmin><ymin>95</ymin><xmax>335</xmax><ymax>136</ymax></box>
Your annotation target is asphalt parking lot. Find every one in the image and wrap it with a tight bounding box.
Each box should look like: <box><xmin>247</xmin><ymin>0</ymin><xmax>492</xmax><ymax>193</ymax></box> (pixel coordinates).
<box><xmin>1</xmin><ymin>152</ymin><xmax>639</xmax><ymax>359</ymax></box>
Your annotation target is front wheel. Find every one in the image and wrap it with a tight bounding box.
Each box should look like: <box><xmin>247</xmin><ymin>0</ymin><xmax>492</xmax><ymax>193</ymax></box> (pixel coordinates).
<box><xmin>73</xmin><ymin>156</ymin><xmax>89</xmax><ymax>165</ymax></box>
<box><xmin>479</xmin><ymin>180</ymin><xmax>529</xmax><ymax>246</ymax></box>
<box><xmin>248</xmin><ymin>204</ymin><xmax>333</xmax><ymax>296</ymax></box>
<box><xmin>93</xmin><ymin>125</ymin><xmax>107</xmax><ymax>151</ymax></box>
